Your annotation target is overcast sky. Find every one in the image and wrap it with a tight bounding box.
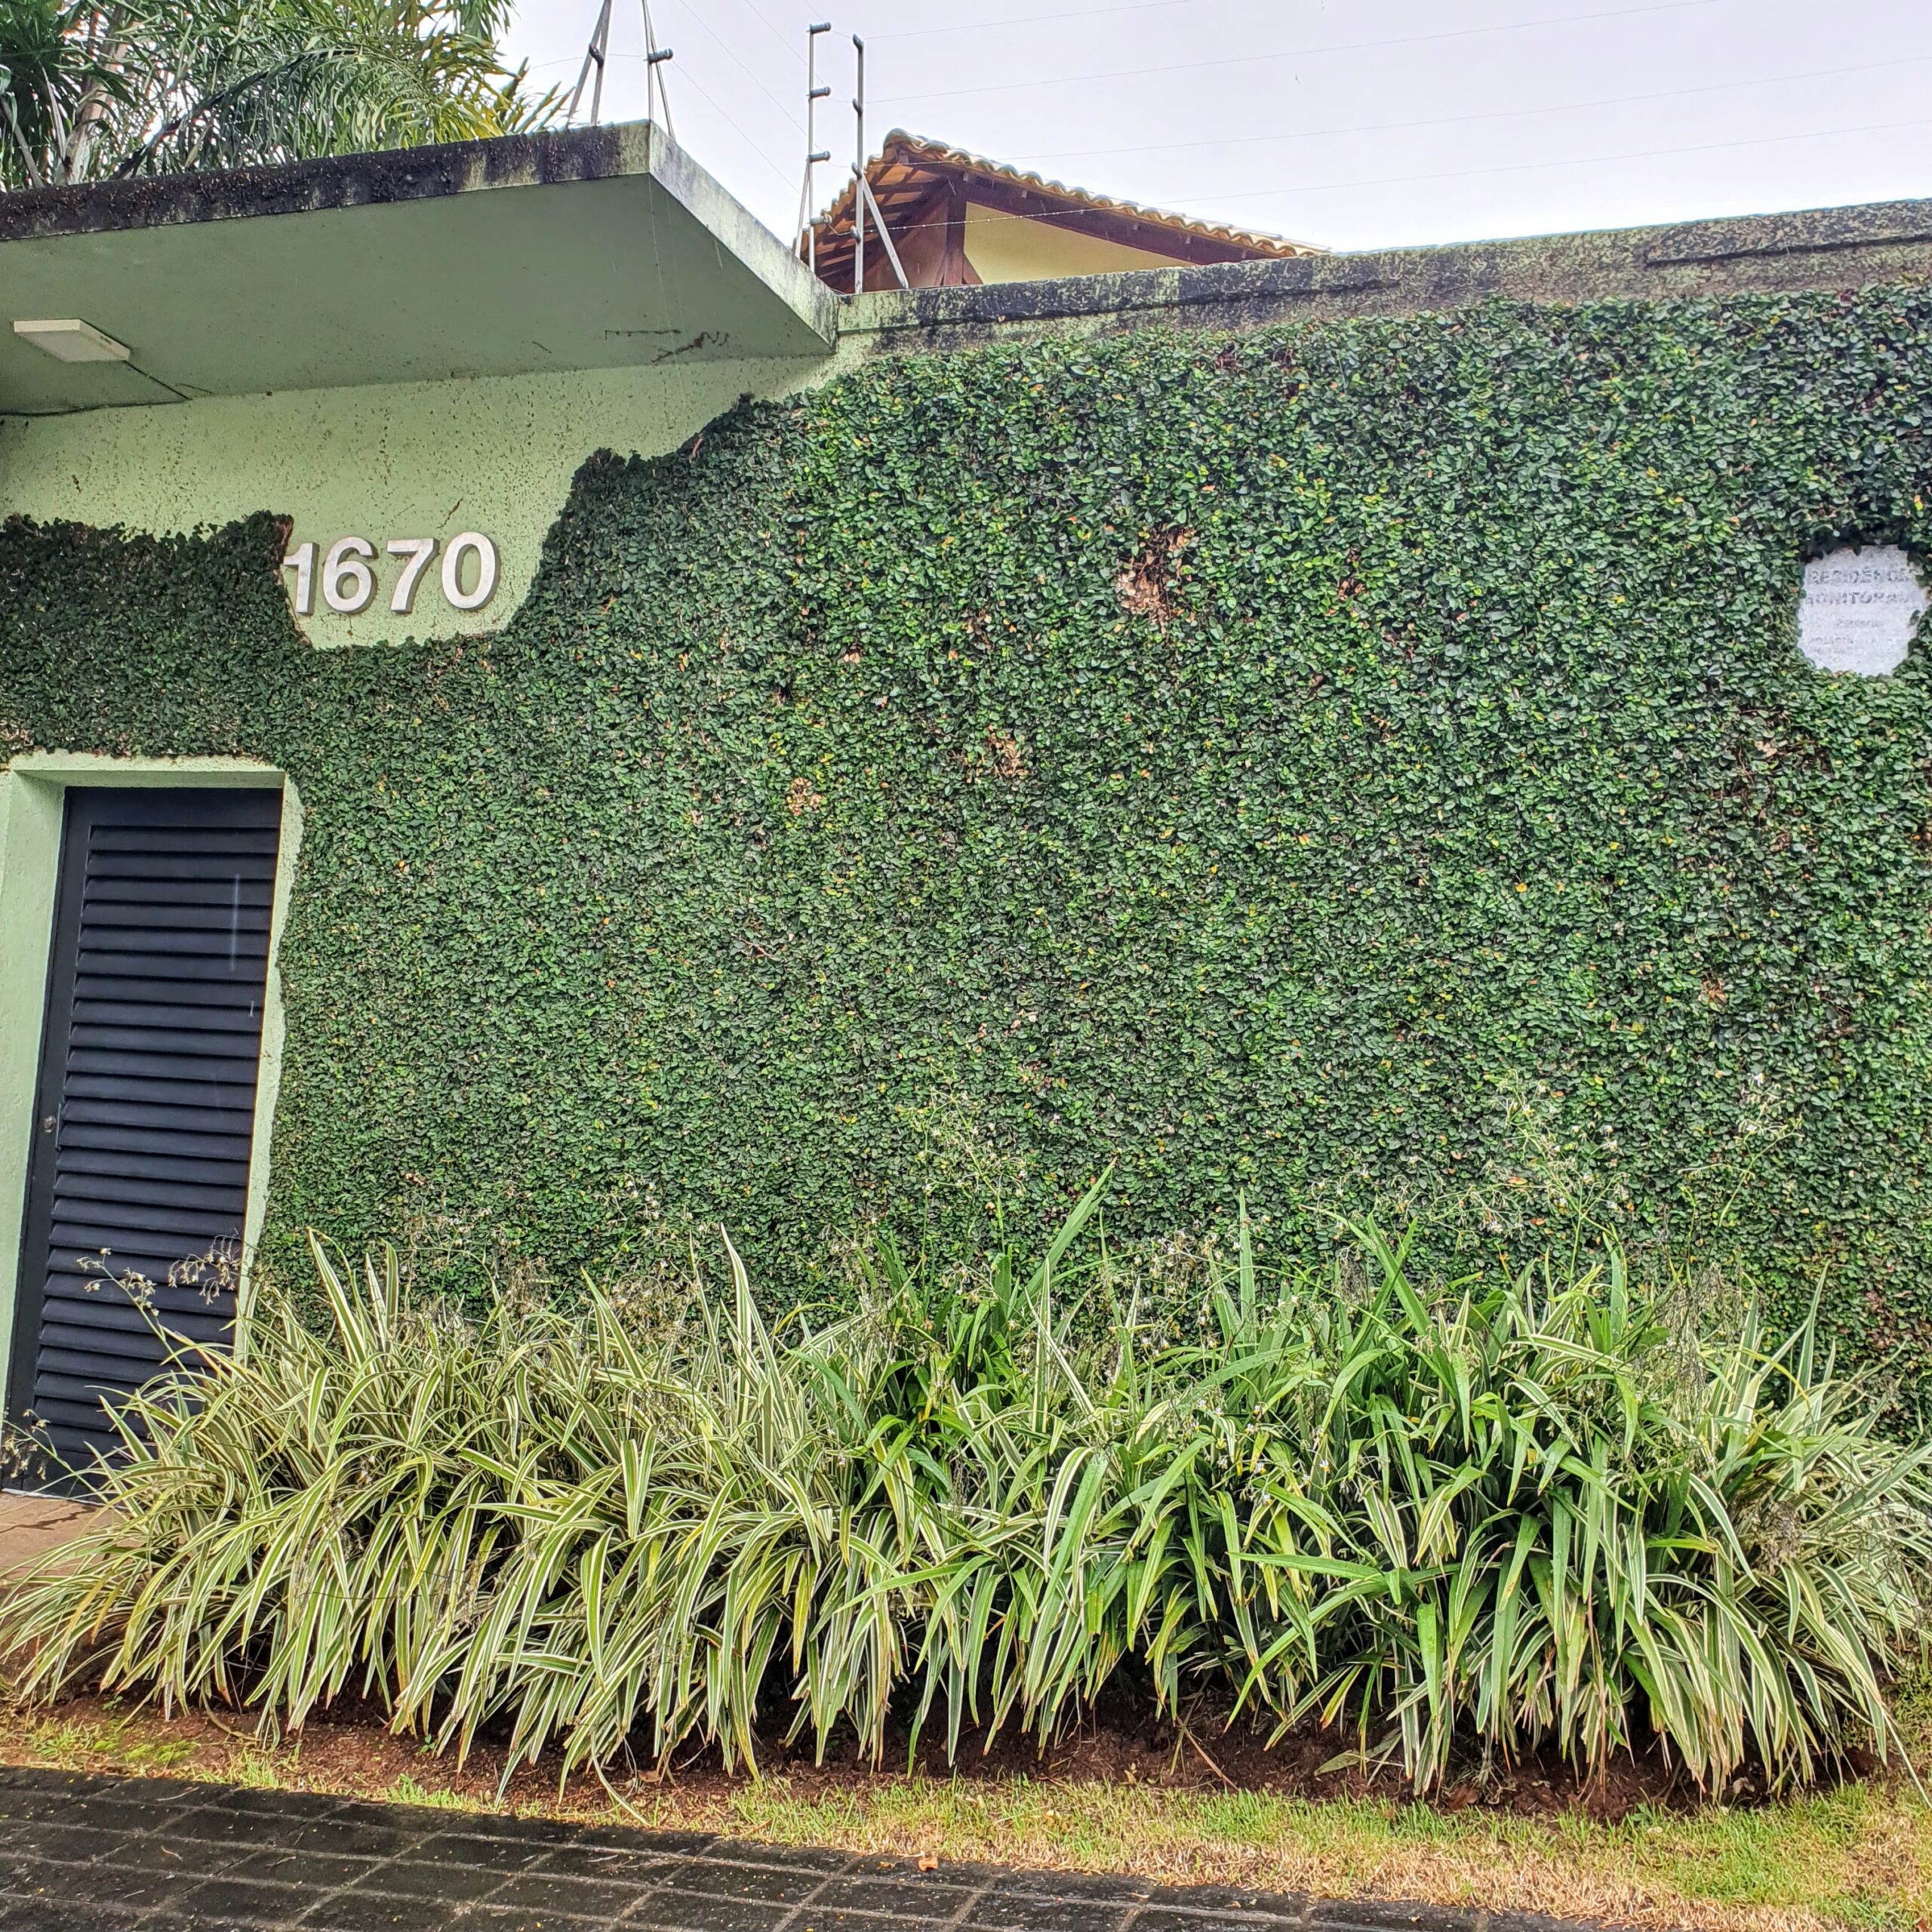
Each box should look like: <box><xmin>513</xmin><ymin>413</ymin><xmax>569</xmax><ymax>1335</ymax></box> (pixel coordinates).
<box><xmin>503</xmin><ymin>0</ymin><xmax>1930</xmax><ymax>255</ymax></box>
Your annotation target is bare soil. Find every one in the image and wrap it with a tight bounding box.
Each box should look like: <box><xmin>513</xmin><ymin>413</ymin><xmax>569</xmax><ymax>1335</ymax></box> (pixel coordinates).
<box><xmin>0</xmin><ymin>1686</ymin><xmax>1800</xmax><ymax>1822</ymax></box>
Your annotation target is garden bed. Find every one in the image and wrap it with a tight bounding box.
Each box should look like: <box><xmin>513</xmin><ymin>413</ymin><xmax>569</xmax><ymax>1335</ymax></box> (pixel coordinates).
<box><xmin>8</xmin><ymin>1201</ymin><xmax>1931</xmax><ymax>1932</ymax></box>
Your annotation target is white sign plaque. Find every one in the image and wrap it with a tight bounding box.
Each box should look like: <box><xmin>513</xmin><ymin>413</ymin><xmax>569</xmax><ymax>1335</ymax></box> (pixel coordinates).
<box><xmin>1798</xmin><ymin>545</ymin><xmax>1927</xmax><ymax>675</ymax></box>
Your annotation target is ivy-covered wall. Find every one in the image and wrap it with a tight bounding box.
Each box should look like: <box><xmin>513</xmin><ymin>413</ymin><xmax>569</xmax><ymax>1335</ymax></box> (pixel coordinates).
<box><xmin>7</xmin><ymin>284</ymin><xmax>1932</xmax><ymax>1381</ymax></box>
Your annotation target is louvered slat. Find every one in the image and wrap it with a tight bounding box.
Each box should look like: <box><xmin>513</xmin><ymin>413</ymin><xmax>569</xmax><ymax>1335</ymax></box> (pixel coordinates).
<box><xmin>53</xmin><ymin>1176</ymin><xmax>249</xmax><ymax>1217</ymax></box>
<box><xmin>8</xmin><ymin>787</ymin><xmax>281</xmax><ymax>1493</ymax></box>
<box><xmin>36</xmin><ymin>1294</ymin><xmax>232</xmax><ymax>1341</ymax></box>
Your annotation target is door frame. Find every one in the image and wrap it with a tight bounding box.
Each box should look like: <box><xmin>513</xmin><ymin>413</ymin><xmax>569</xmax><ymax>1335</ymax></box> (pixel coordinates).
<box><xmin>0</xmin><ymin>757</ymin><xmax>301</xmax><ymax>1444</ymax></box>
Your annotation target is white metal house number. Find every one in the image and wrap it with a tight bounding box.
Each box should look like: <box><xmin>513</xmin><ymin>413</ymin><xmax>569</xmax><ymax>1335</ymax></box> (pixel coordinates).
<box><xmin>281</xmin><ymin>534</ymin><xmax>500</xmax><ymax>617</ymax></box>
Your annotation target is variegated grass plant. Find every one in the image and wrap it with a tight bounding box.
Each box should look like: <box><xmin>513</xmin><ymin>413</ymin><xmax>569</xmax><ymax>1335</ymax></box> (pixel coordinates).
<box><xmin>6</xmin><ymin>1180</ymin><xmax>1930</xmax><ymax>1797</ymax></box>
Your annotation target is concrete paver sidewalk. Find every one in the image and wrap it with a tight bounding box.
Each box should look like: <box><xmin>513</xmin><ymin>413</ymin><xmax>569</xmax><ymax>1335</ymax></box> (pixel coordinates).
<box><xmin>0</xmin><ymin>1767</ymin><xmax>1588</xmax><ymax>1932</ymax></box>
<box><xmin>0</xmin><ymin>1494</ymin><xmax>97</xmax><ymax>1583</ymax></box>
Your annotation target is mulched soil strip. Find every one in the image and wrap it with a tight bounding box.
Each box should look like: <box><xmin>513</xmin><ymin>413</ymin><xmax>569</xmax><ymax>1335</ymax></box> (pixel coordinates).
<box><xmin>0</xmin><ymin>1764</ymin><xmax>1606</xmax><ymax>1932</ymax></box>
<box><xmin>6</xmin><ymin>1689</ymin><xmax>1727</xmax><ymax>1822</ymax></box>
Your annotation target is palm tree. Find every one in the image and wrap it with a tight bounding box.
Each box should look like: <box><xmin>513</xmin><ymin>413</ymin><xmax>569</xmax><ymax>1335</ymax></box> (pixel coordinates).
<box><xmin>0</xmin><ymin>0</ymin><xmax>555</xmax><ymax>190</ymax></box>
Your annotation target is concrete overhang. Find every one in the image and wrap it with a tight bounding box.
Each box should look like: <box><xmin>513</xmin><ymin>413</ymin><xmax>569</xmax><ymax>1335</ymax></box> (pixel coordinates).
<box><xmin>0</xmin><ymin>122</ymin><xmax>840</xmax><ymax>415</ymax></box>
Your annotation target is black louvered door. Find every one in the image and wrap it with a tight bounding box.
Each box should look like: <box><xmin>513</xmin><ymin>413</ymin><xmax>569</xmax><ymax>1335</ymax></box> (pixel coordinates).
<box><xmin>8</xmin><ymin>786</ymin><xmax>282</xmax><ymax>1491</ymax></box>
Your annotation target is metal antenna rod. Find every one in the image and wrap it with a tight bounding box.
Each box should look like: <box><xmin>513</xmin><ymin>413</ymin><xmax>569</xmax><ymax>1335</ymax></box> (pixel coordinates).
<box><xmin>859</xmin><ymin>171</ymin><xmax>909</xmax><ymax>288</ymax></box>
<box><xmin>851</xmin><ymin>34</ymin><xmax>866</xmax><ymax>295</ymax></box>
<box><xmin>795</xmin><ymin>21</ymin><xmax>832</xmax><ymax>268</ymax></box>
<box><xmin>568</xmin><ymin>0</ymin><xmax>614</xmax><ymax>125</ymax></box>
<box><xmin>843</xmin><ymin>38</ymin><xmax>903</xmax><ymax>290</ymax></box>
<box><xmin>641</xmin><ymin>0</ymin><xmax>675</xmax><ymax>142</ymax></box>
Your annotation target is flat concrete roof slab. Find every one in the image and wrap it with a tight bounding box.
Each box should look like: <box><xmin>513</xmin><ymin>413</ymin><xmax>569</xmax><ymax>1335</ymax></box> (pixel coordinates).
<box><xmin>0</xmin><ymin>123</ymin><xmax>838</xmax><ymax>414</ymax></box>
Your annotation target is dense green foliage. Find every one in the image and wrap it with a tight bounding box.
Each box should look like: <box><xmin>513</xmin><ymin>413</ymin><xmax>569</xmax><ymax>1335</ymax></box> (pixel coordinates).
<box><xmin>10</xmin><ymin>1208</ymin><xmax>1930</xmax><ymax>1792</ymax></box>
<box><xmin>7</xmin><ymin>285</ymin><xmax>1932</xmax><ymax>1377</ymax></box>
<box><xmin>0</xmin><ymin>0</ymin><xmax>550</xmax><ymax>190</ymax></box>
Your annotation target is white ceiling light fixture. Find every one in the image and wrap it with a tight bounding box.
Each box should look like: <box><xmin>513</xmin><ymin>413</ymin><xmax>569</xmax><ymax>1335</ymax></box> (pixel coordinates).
<box><xmin>12</xmin><ymin>318</ymin><xmax>131</xmax><ymax>363</ymax></box>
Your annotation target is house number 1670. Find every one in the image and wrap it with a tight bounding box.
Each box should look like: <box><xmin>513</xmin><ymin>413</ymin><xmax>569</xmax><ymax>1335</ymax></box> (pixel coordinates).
<box><xmin>281</xmin><ymin>534</ymin><xmax>500</xmax><ymax>617</ymax></box>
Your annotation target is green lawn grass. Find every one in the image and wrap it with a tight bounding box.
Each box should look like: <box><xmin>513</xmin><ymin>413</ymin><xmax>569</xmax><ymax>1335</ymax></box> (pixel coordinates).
<box><xmin>719</xmin><ymin>1771</ymin><xmax>1932</xmax><ymax>1931</ymax></box>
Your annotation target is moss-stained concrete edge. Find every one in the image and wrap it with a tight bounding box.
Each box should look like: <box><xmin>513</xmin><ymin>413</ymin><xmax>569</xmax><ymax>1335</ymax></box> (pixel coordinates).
<box><xmin>0</xmin><ymin>757</ymin><xmax>303</xmax><ymax>1385</ymax></box>
<box><xmin>838</xmin><ymin>193</ymin><xmax>1932</xmax><ymax>353</ymax></box>
<box><xmin>0</xmin><ymin>123</ymin><xmax>663</xmax><ymax>243</ymax></box>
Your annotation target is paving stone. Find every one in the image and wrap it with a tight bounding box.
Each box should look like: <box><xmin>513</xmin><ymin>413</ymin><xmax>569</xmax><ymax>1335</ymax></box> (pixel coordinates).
<box><xmin>0</xmin><ymin>1766</ymin><xmax>97</xmax><ymax>1792</ymax></box>
<box><xmin>396</xmin><ymin>1831</ymin><xmax>552</xmax><ymax>1873</ymax></box>
<box><xmin>176</xmin><ymin>1813</ymin><xmax>423</xmax><ymax>1862</ymax></box>
<box><xmin>453</xmin><ymin>1909</ymin><xmax>611</xmax><ymax>1932</ymax></box>
<box><xmin>18</xmin><ymin>1794</ymin><xmax>180</xmax><ymax>1837</ymax></box>
<box><xmin>835</xmin><ymin>1854</ymin><xmax>1005</xmax><ymax>1888</ymax></box>
<box><xmin>624</xmin><ymin>1887</ymin><xmax>798</xmax><ymax>1931</ymax></box>
<box><xmin>1135</xmin><ymin>1884</ymin><xmax>1306</xmax><ymax>1919</ymax></box>
<box><xmin>199</xmin><ymin>1790</ymin><xmax>352</xmax><ymax>1825</ymax></box>
<box><xmin>964</xmin><ymin>1892</ymin><xmax>1136</xmax><ymax>1932</ymax></box>
<box><xmin>138</xmin><ymin>1920</ymin><xmax>272</xmax><ymax>1932</ymax></box>
<box><xmin>0</xmin><ymin>1817</ymin><xmax>116</xmax><ymax>1865</ymax></box>
<box><xmin>789</xmin><ymin>1912</ymin><xmax>965</xmax><ymax>1932</ymax></box>
<box><xmin>435</xmin><ymin>1800</ymin><xmax>583</xmax><ymax>1847</ymax></box>
<box><xmin>140</xmin><ymin>1917</ymin><xmax>285</xmax><ymax>1932</ymax></box>
<box><xmin>1309</xmin><ymin>1909</ymin><xmax>1481</xmax><ymax>1932</ymax></box>
<box><xmin>303</xmin><ymin>1801</ymin><xmax>435</xmax><ymax>1833</ymax></box>
<box><xmin>0</xmin><ymin>1767</ymin><xmax>198</xmax><ymax>1807</ymax></box>
<box><xmin>96</xmin><ymin>1830</ymin><xmax>252</xmax><ymax>1883</ymax></box>
<box><xmin>386</xmin><ymin>1807</ymin><xmax>581</xmax><ymax>1850</ymax></box>
<box><xmin>168</xmin><ymin>1874</ymin><xmax>312</xmax><ymax>1925</ymax></box>
<box><xmin>1129</xmin><ymin>1911</ymin><xmax>1305</xmax><ymax>1932</ymax></box>
<box><xmin>573</xmin><ymin>1826</ymin><xmax>716</xmax><ymax>1855</ymax></box>
<box><xmin>0</xmin><ymin>1898</ymin><xmax>149</xmax><ymax>1931</ymax></box>
<box><xmin>342</xmin><ymin>1857</ymin><xmax>515</xmax><ymax>1903</ymax></box>
<box><xmin>534</xmin><ymin>1841</ymin><xmax>684</xmax><ymax>1884</ymax></box>
<box><xmin>1</xmin><ymin>1850</ymin><xmax>188</xmax><ymax>1909</ymax></box>
<box><xmin>299</xmin><ymin>1888</ymin><xmax>475</xmax><ymax>1931</ymax></box>
<box><xmin>691</xmin><ymin>1843</ymin><xmax>854</xmax><ymax>1876</ymax></box>
<box><xmin>1312</xmin><ymin>1923</ymin><xmax>1481</xmax><ymax>1932</ymax></box>
<box><xmin>488</xmin><ymin>1868</ymin><xmax>657</xmax><ymax>1917</ymax></box>
<box><xmin>0</xmin><ymin>1789</ymin><xmax>85</xmax><ymax>1826</ymax></box>
<box><xmin>989</xmin><ymin>1866</ymin><xmax>1155</xmax><ymax>1903</ymax></box>
<box><xmin>674</xmin><ymin>1858</ymin><xmax>838</xmax><ymax>1905</ymax></box>
<box><xmin>220</xmin><ymin>1849</ymin><xmax>387</xmax><ymax>1891</ymax></box>
<box><xmin>154</xmin><ymin>1916</ymin><xmax>309</xmax><ymax>1932</ymax></box>
<box><xmin>804</xmin><ymin>1874</ymin><xmax>980</xmax><ymax>1919</ymax></box>
<box><xmin>0</xmin><ymin>1765</ymin><xmax>1581</xmax><ymax>1932</ymax></box>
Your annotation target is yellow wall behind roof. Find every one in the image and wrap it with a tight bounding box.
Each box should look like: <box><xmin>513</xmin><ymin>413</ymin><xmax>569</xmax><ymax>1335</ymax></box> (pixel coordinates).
<box><xmin>961</xmin><ymin>199</ymin><xmax>1182</xmax><ymax>285</ymax></box>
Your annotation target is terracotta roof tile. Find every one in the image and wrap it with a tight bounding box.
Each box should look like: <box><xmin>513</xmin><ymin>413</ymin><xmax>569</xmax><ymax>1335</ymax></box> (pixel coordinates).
<box><xmin>808</xmin><ymin>129</ymin><xmax>1322</xmax><ymax>285</ymax></box>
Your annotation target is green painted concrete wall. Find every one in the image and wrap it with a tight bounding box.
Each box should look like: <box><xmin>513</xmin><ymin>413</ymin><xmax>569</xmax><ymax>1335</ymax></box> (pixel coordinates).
<box><xmin>0</xmin><ymin>325</ymin><xmax>837</xmax><ymax>1416</ymax></box>
<box><xmin>0</xmin><ymin>356</ymin><xmax>829</xmax><ymax>648</ymax></box>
